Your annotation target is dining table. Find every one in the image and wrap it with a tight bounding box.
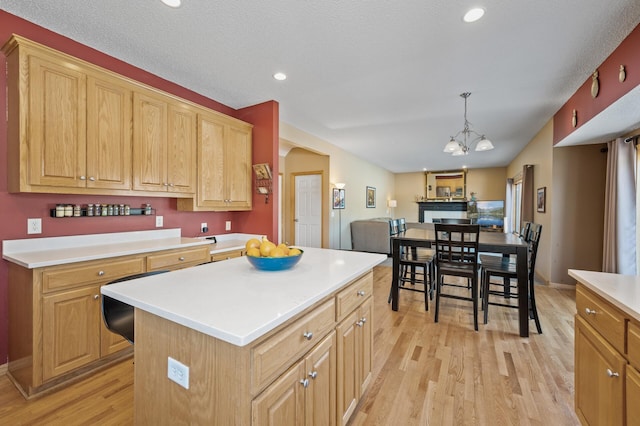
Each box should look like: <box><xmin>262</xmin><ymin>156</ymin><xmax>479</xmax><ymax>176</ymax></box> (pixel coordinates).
<box><xmin>390</xmin><ymin>224</ymin><xmax>531</xmax><ymax>337</ymax></box>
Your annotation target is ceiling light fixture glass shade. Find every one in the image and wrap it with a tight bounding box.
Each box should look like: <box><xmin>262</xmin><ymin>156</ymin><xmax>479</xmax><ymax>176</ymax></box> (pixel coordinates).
<box><xmin>444</xmin><ymin>92</ymin><xmax>494</xmax><ymax>156</ymax></box>
<box><xmin>161</xmin><ymin>0</ymin><xmax>181</xmax><ymax>7</ymax></box>
<box><xmin>463</xmin><ymin>8</ymin><xmax>485</xmax><ymax>23</ymax></box>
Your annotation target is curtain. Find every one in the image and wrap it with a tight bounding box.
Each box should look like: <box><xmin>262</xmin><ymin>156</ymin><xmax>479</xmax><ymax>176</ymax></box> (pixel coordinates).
<box><xmin>521</xmin><ymin>165</ymin><xmax>534</xmax><ymax>225</ymax></box>
<box><xmin>505</xmin><ymin>178</ymin><xmax>514</xmax><ymax>233</ymax></box>
<box><xmin>603</xmin><ymin>137</ymin><xmax>637</xmax><ymax>274</ymax></box>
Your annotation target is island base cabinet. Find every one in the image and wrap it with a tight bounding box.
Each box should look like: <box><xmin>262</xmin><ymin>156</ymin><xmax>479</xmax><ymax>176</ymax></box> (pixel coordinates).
<box><xmin>252</xmin><ymin>331</ymin><xmax>336</xmax><ymax>426</ymax></box>
<box><xmin>575</xmin><ymin>315</ymin><xmax>625</xmax><ymax>425</ymax></box>
<box><xmin>628</xmin><ymin>366</ymin><xmax>640</xmax><ymax>424</ymax></box>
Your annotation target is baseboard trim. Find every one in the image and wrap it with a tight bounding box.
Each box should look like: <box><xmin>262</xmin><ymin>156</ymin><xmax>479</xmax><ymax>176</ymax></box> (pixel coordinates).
<box><xmin>0</xmin><ymin>362</ymin><xmax>7</xmax><ymax>376</ymax></box>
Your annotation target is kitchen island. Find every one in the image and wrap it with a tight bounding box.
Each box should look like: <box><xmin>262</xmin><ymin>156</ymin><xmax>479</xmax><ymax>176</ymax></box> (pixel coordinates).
<box><xmin>102</xmin><ymin>247</ymin><xmax>386</xmax><ymax>425</ymax></box>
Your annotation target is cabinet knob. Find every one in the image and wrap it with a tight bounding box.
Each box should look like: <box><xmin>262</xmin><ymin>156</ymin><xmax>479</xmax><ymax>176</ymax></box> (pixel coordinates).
<box><xmin>356</xmin><ymin>320</ymin><xmax>364</xmax><ymax>327</ymax></box>
<box><xmin>79</xmin><ymin>175</ymin><xmax>86</xmax><ymax>180</ymax></box>
<box><xmin>302</xmin><ymin>331</ymin><xmax>313</xmax><ymax>340</ymax></box>
<box><xmin>94</xmin><ymin>294</ymin><xmax>99</xmax><ymax>300</ymax></box>
<box><xmin>585</xmin><ymin>308</ymin><xmax>597</xmax><ymax>315</ymax></box>
<box><xmin>300</xmin><ymin>378</ymin><xmax>309</xmax><ymax>388</ymax></box>
<box><xmin>606</xmin><ymin>368</ymin><xmax>620</xmax><ymax>378</ymax></box>
<box><xmin>179</xmin><ymin>257</ymin><xmax>185</xmax><ymax>261</ymax></box>
<box><xmin>169</xmin><ymin>183</ymin><xmax>174</xmax><ymax>187</ymax></box>
<box><xmin>308</xmin><ymin>371</ymin><xmax>318</xmax><ymax>379</ymax></box>
<box><xmin>360</xmin><ymin>317</ymin><xmax>367</xmax><ymax>324</ymax></box>
<box><xmin>89</xmin><ymin>176</ymin><xmax>95</xmax><ymax>181</ymax></box>
<box><xmin>357</xmin><ymin>290</ymin><xmax>366</xmax><ymax>297</ymax></box>
<box><xmin>163</xmin><ymin>183</ymin><xmax>169</xmax><ymax>187</ymax></box>
<box><xmin>98</xmin><ymin>270</ymin><xmax>105</xmax><ymax>276</ymax></box>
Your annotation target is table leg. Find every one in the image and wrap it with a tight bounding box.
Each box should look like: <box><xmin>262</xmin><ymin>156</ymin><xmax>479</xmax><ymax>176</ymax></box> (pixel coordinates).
<box><xmin>516</xmin><ymin>245</ymin><xmax>529</xmax><ymax>337</ymax></box>
<box><xmin>392</xmin><ymin>239</ymin><xmax>400</xmax><ymax>311</ymax></box>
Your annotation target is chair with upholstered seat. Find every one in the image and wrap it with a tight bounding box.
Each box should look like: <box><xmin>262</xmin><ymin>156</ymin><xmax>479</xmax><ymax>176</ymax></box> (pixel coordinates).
<box><xmin>433</xmin><ymin>223</ymin><xmax>481</xmax><ymax>330</ymax></box>
<box><xmin>480</xmin><ymin>223</ymin><xmax>543</xmax><ymax>334</ymax></box>
<box><xmin>101</xmin><ymin>270</ymin><xmax>170</xmax><ymax>343</ymax></box>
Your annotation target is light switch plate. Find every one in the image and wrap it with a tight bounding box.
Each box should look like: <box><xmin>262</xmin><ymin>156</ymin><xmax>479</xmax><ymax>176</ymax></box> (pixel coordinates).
<box><xmin>225</xmin><ymin>220</ymin><xmax>231</xmax><ymax>231</ymax></box>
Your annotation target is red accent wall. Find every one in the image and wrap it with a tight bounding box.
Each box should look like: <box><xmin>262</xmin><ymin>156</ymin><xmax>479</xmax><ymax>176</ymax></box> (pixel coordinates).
<box><xmin>0</xmin><ymin>11</ymin><xmax>278</xmax><ymax>363</ymax></box>
<box><xmin>554</xmin><ymin>23</ymin><xmax>640</xmax><ymax>144</ymax></box>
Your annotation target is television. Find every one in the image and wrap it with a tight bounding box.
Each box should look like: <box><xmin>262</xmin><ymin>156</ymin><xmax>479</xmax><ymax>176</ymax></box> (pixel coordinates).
<box><xmin>467</xmin><ymin>200</ymin><xmax>504</xmax><ymax>231</ymax></box>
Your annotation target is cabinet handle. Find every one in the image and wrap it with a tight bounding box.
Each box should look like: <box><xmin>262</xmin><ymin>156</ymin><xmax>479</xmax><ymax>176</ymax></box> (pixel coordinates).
<box><xmin>585</xmin><ymin>308</ymin><xmax>597</xmax><ymax>315</ymax></box>
<box><xmin>169</xmin><ymin>183</ymin><xmax>174</xmax><ymax>187</ymax></box>
<box><xmin>302</xmin><ymin>331</ymin><xmax>313</xmax><ymax>340</ymax></box>
<box><xmin>94</xmin><ymin>294</ymin><xmax>100</xmax><ymax>300</ymax></box>
<box><xmin>79</xmin><ymin>175</ymin><xmax>86</xmax><ymax>180</ymax></box>
<box><xmin>98</xmin><ymin>270</ymin><xmax>105</xmax><ymax>276</ymax></box>
<box><xmin>89</xmin><ymin>176</ymin><xmax>95</xmax><ymax>181</ymax></box>
<box><xmin>163</xmin><ymin>183</ymin><xmax>169</xmax><ymax>187</ymax></box>
<box><xmin>308</xmin><ymin>371</ymin><xmax>318</xmax><ymax>379</ymax></box>
<box><xmin>360</xmin><ymin>317</ymin><xmax>367</xmax><ymax>324</ymax></box>
<box><xmin>606</xmin><ymin>368</ymin><xmax>620</xmax><ymax>378</ymax></box>
<box><xmin>300</xmin><ymin>378</ymin><xmax>309</xmax><ymax>388</ymax></box>
<box><xmin>357</xmin><ymin>290</ymin><xmax>366</xmax><ymax>297</ymax></box>
<box><xmin>356</xmin><ymin>320</ymin><xmax>364</xmax><ymax>327</ymax></box>
<box><xmin>179</xmin><ymin>257</ymin><xmax>185</xmax><ymax>261</ymax></box>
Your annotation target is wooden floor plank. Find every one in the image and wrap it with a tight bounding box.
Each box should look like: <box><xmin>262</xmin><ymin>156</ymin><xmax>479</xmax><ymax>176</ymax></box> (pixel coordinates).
<box><xmin>0</xmin><ymin>265</ymin><xmax>579</xmax><ymax>425</ymax></box>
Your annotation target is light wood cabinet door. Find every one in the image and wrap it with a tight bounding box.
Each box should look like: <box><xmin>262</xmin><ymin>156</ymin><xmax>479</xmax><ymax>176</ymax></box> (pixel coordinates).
<box><xmin>336</xmin><ymin>309</ymin><xmax>359</xmax><ymax>426</ymax></box>
<box><xmin>167</xmin><ymin>103</ymin><xmax>197</xmax><ymax>194</ymax></box>
<box><xmin>253</xmin><ymin>360</ymin><xmax>306</xmax><ymax>426</ymax></box>
<box><xmin>305</xmin><ymin>331</ymin><xmax>336</xmax><ymax>426</ymax></box>
<box><xmin>627</xmin><ymin>366</ymin><xmax>640</xmax><ymax>425</ymax></box>
<box><xmin>86</xmin><ymin>74</ymin><xmax>132</xmax><ymax>190</ymax></box>
<box><xmin>197</xmin><ymin>113</ymin><xmax>228</xmax><ymax>208</ymax></box>
<box><xmin>357</xmin><ymin>298</ymin><xmax>373</xmax><ymax>397</ymax></box>
<box><xmin>133</xmin><ymin>91</ymin><xmax>196</xmax><ymax>194</ymax></box>
<box><xmin>132</xmin><ymin>91</ymin><xmax>168</xmax><ymax>192</ymax></box>
<box><xmin>575</xmin><ymin>315</ymin><xmax>625</xmax><ymax>426</ymax></box>
<box><xmin>42</xmin><ymin>285</ymin><xmax>101</xmax><ymax>381</ymax></box>
<box><xmin>28</xmin><ymin>53</ymin><xmax>87</xmax><ymax>188</ymax></box>
<box><xmin>225</xmin><ymin>122</ymin><xmax>252</xmax><ymax>210</ymax></box>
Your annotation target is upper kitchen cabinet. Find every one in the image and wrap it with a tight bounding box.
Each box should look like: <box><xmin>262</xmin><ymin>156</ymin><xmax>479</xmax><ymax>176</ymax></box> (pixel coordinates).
<box><xmin>3</xmin><ymin>35</ymin><xmax>133</xmax><ymax>194</ymax></box>
<box><xmin>177</xmin><ymin>110</ymin><xmax>252</xmax><ymax>211</ymax></box>
<box><xmin>132</xmin><ymin>90</ymin><xmax>196</xmax><ymax>196</ymax></box>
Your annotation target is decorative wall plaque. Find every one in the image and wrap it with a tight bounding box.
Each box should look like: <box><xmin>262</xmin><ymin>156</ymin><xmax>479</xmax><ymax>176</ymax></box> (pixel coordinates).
<box><xmin>591</xmin><ymin>70</ymin><xmax>599</xmax><ymax>98</ymax></box>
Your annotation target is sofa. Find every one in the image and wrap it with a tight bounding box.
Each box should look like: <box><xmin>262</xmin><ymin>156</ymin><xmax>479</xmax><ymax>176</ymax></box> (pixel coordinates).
<box><xmin>350</xmin><ymin>217</ymin><xmax>393</xmax><ymax>254</ymax></box>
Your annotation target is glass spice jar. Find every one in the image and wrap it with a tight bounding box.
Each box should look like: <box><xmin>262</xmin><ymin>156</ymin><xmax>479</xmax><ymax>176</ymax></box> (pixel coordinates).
<box><xmin>87</xmin><ymin>204</ymin><xmax>94</xmax><ymax>216</ymax></box>
<box><xmin>55</xmin><ymin>204</ymin><xmax>65</xmax><ymax>218</ymax></box>
<box><xmin>73</xmin><ymin>204</ymin><xmax>81</xmax><ymax>217</ymax></box>
<box><xmin>64</xmin><ymin>204</ymin><xmax>73</xmax><ymax>217</ymax></box>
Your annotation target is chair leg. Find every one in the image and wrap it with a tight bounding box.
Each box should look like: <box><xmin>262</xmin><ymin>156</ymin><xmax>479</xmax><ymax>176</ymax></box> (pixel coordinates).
<box><xmin>482</xmin><ymin>270</ymin><xmax>490</xmax><ymax>324</ymax></box>
<box><xmin>472</xmin><ymin>275</ymin><xmax>479</xmax><ymax>331</ymax></box>
<box><xmin>529</xmin><ymin>279</ymin><xmax>543</xmax><ymax>334</ymax></box>
<box><xmin>434</xmin><ymin>273</ymin><xmax>441</xmax><ymax>323</ymax></box>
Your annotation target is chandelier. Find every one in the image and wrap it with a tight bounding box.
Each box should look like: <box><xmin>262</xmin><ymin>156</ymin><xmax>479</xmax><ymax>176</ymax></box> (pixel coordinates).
<box><xmin>443</xmin><ymin>92</ymin><xmax>494</xmax><ymax>156</ymax></box>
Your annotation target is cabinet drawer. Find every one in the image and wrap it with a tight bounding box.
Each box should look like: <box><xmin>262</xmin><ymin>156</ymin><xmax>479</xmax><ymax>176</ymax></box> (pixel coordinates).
<box><xmin>576</xmin><ymin>284</ymin><xmax>625</xmax><ymax>354</ymax></box>
<box><xmin>252</xmin><ymin>299</ymin><xmax>335</xmax><ymax>394</ymax></box>
<box><xmin>146</xmin><ymin>246</ymin><xmax>210</xmax><ymax>271</ymax></box>
<box><xmin>336</xmin><ymin>272</ymin><xmax>373</xmax><ymax>321</ymax></box>
<box><xmin>42</xmin><ymin>257</ymin><xmax>145</xmax><ymax>293</ymax></box>
<box><xmin>211</xmin><ymin>249</ymin><xmax>244</xmax><ymax>262</ymax></box>
<box><xmin>628</xmin><ymin>321</ymin><xmax>640</xmax><ymax>370</ymax></box>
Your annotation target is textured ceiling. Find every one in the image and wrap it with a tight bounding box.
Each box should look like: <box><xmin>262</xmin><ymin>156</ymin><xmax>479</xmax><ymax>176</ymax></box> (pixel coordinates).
<box><xmin>2</xmin><ymin>1</ymin><xmax>640</xmax><ymax>173</ymax></box>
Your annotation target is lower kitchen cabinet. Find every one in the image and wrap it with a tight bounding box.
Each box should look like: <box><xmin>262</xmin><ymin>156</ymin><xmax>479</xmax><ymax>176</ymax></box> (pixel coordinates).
<box><xmin>211</xmin><ymin>248</ymin><xmax>245</xmax><ymax>262</ymax></box>
<box><xmin>253</xmin><ymin>332</ymin><xmax>336</xmax><ymax>426</ymax></box>
<box><xmin>7</xmin><ymin>245</ymin><xmax>209</xmax><ymax>397</ymax></box>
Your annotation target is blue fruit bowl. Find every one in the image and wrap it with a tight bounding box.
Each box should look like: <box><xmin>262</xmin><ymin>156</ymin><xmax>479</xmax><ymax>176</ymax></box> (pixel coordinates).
<box><xmin>246</xmin><ymin>250</ymin><xmax>304</xmax><ymax>271</ymax></box>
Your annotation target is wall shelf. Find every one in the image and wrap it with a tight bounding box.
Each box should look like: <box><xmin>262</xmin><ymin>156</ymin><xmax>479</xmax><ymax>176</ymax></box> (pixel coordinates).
<box><xmin>50</xmin><ymin>207</ymin><xmax>156</xmax><ymax>218</ymax></box>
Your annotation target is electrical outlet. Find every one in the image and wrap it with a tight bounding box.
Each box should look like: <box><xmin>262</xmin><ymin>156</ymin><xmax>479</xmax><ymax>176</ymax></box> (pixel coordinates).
<box><xmin>156</xmin><ymin>216</ymin><xmax>164</xmax><ymax>227</ymax></box>
<box><xmin>225</xmin><ymin>220</ymin><xmax>231</xmax><ymax>231</ymax></box>
<box><xmin>201</xmin><ymin>222</ymin><xmax>208</xmax><ymax>233</ymax></box>
<box><xmin>27</xmin><ymin>218</ymin><xmax>42</xmax><ymax>235</ymax></box>
<box><xmin>167</xmin><ymin>356</ymin><xmax>189</xmax><ymax>389</ymax></box>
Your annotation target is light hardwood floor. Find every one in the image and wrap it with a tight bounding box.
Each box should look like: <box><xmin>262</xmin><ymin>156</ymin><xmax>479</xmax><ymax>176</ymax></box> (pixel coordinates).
<box><xmin>0</xmin><ymin>265</ymin><xmax>579</xmax><ymax>425</ymax></box>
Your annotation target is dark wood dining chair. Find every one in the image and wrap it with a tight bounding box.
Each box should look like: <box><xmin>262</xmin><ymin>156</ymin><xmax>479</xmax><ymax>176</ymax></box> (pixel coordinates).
<box><xmin>397</xmin><ymin>217</ymin><xmax>407</xmax><ymax>233</ymax></box>
<box><xmin>433</xmin><ymin>223</ymin><xmax>481</xmax><ymax>330</ymax></box>
<box><xmin>101</xmin><ymin>270</ymin><xmax>170</xmax><ymax>343</ymax></box>
<box><xmin>480</xmin><ymin>223</ymin><xmax>543</xmax><ymax>334</ymax></box>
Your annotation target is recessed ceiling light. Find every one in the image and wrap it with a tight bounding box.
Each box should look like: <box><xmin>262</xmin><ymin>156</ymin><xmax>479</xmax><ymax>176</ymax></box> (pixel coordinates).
<box><xmin>463</xmin><ymin>8</ymin><xmax>485</xmax><ymax>23</ymax></box>
<box><xmin>161</xmin><ymin>0</ymin><xmax>181</xmax><ymax>8</ymax></box>
<box><xmin>273</xmin><ymin>72</ymin><xmax>287</xmax><ymax>81</ymax></box>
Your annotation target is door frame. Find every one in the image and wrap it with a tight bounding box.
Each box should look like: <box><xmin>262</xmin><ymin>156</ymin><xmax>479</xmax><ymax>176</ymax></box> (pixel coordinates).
<box><xmin>290</xmin><ymin>171</ymin><xmax>325</xmax><ymax>247</ymax></box>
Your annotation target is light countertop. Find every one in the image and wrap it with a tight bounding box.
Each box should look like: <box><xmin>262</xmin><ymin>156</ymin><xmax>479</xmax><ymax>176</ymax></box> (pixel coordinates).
<box><xmin>101</xmin><ymin>247</ymin><xmax>387</xmax><ymax>347</ymax></box>
<box><xmin>2</xmin><ymin>229</ymin><xmax>261</xmax><ymax>268</ymax></box>
<box><xmin>569</xmin><ymin>269</ymin><xmax>640</xmax><ymax>322</ymax></box>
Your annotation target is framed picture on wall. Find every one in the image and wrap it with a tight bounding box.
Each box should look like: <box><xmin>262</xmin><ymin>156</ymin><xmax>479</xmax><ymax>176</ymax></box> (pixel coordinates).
<box><xmin>333</xmin><ymin>188</ymin><xmax>345</xmax><ymax>209</ymax></box>
<box><xmin>366</xmin><ymin>186</ymin><xmax>376</xmax><ymax>208</ymax></box>
<box><xmin>537</xmin><ymin>187</ymin><xmax>546</xmax><ymax>213</ymax></box>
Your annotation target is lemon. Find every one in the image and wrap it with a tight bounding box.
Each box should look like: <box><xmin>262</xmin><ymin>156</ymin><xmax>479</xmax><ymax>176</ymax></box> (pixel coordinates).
<box><xmin>260</xmin><ymin>241</ymin><xmax>276</xmax><ymax>257</ymax></box>
<box><xmin>288</xmin><ymin>248</ymin><xmax>302</xmax><ymax>256</ymax></box>
<box><xmin>247</xmin><ymin>247</ymin><xmax>260</xmax><ymax>257</ymax></box>
<box><xmin>271</xmin><ymin>247</ymin><xmax>286</xmax><ymax>258</ymax></box>
<box><xmin>276</xmin><ymin>243</ymin><xmax>290</xmax><ymax>255</ymax></box>
<box><xmin>245</xmin><ymin>238</ymin><xmax>261</xmax><ymax>251</ymax></box>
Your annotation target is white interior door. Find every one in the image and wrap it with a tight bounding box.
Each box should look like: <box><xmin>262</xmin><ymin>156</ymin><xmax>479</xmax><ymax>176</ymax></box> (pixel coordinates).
<box><xmin>295</xmin><ymin>174</ymin><xmax>322</xmax><ymax>247</ymax></box>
